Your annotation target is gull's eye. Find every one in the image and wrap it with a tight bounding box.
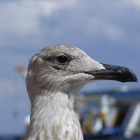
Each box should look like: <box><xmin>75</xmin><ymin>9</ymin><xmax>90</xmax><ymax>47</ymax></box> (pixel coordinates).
<box><xmin>57</xmin><ymin>55</ymin><xmax>68</xmax><ymax>64</ymax></box>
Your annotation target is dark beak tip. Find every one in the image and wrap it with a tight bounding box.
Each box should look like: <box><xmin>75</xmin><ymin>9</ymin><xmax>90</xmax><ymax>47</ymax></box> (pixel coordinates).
<box><xmin>128</xmin><ymin>71</ymin><xmax>138</xmax><ymax>83</ymax></box>
<box><xmin>124</xmin><ymin>68</ymin><xmax>138</xmax><ymax>83</ymax></box>
<box><xmin>125</xmin><ymin>75</ymin><xmax>138</xmax><ymax>83</ymax></box>
<box><xmin>131</xmin><ymin>74</ymin><xmax>138</xmax><ymax>82</ymax></box>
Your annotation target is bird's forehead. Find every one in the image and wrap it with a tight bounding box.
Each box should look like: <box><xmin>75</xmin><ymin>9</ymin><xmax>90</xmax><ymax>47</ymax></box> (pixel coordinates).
<box><xmin>40</xmin><ymin>45</ymin><xmax>87</xmax><ymax>58</ymax></box>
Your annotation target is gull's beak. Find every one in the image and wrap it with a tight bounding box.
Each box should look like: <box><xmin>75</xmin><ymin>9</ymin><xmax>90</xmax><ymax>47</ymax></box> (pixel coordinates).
<box><xmin>85</xmin><ymin>63</ymin><xmax>137</xmax><ymax>83</ymax></box>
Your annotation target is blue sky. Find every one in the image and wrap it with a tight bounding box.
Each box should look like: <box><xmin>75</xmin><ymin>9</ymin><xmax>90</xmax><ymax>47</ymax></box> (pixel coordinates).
<box><xmin>0</xmin><ymin>0</ymin><xmax>140</xmax><ymax>135</ymax></box>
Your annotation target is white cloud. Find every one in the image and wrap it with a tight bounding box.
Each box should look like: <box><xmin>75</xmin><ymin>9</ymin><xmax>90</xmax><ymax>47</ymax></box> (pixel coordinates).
<box><xmin>0</xmin><ymin>0</ymin><xmax>140</xmax><ymax>47</ymax></box>
<box><xmin>0</xmin><ymin>0</ymin><xmax>77</xmax><ymax>46</ymax></box>
<box><xmin>128</xmin><ymin>0</ymin><xmax>140</xmax><ymax>8</ymax></box>
<box><xmin>86</xmin><ymin>18</ymin><xmax>124</xmax><ymax>41</ymax></box>
<box><xmin>37</xmin><ymin>0</ymin><xmax>77</xmax><ymax>16</ymax></box>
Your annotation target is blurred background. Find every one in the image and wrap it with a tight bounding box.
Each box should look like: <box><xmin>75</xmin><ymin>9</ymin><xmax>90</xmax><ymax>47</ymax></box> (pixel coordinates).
<box><xmin>0</xmin><ymin>0</ymin><xmax>140</xmax><ymax>139</ymax></box>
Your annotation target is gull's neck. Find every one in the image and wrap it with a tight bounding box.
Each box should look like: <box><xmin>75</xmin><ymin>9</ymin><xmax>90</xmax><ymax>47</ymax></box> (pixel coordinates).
<box><xmin>25</xmin><ymin>91</ymin><xmax>83</xmax><ymax>140</ymax></box>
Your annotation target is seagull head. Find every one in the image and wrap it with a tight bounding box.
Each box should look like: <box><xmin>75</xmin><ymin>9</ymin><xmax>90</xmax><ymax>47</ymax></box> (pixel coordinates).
<box><xmin>26</xmin><ymin>45</ymin><xmax>137</xmax><ymax>98</ymax></box>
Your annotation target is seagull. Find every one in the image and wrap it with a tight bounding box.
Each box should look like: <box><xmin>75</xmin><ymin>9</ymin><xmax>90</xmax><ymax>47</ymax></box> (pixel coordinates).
<box><xmin>25</xmin><ymin>45</ymin><xmax>137</xmax><ymax>140</ymax></box>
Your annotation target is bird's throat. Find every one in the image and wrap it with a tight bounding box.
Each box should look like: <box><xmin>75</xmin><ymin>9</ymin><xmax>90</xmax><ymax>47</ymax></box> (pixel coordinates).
<box><xmin>25</xmin><ymin>92</ymin><xmax>83</xmax><ymax>140</ymax></box>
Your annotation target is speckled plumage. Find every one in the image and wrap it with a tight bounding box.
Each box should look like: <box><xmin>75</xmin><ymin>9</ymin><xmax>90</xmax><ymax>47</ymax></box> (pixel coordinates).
<box><xmin>25</xmin><ymin>92</ymin><xmax>83</xmax><ymax>140</ymax></box>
